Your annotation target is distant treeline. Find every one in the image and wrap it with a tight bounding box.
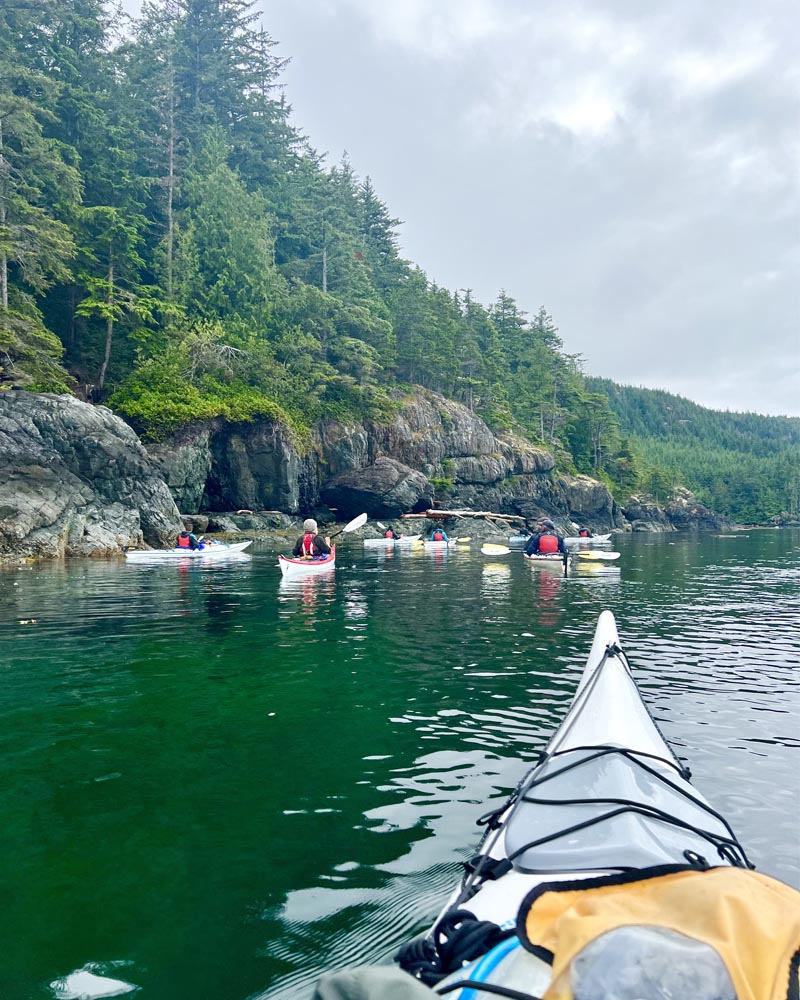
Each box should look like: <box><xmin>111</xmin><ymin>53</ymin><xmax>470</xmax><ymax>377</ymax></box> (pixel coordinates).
<box><xmin>588</xmin><ymin>380</ymin><xmax>800</xmax><ymax>524</ymax></box>
<box><xmin>1</xmin><ymin>0</ymin><xmax>792</xmax><ymax>523</ymax></box>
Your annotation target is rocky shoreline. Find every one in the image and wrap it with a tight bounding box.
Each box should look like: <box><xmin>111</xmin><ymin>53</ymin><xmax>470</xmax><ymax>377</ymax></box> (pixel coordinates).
<box><xmin>0</xmin><ymin>390</ymin><xmax>730</xmax><ymax>562</ymax></box>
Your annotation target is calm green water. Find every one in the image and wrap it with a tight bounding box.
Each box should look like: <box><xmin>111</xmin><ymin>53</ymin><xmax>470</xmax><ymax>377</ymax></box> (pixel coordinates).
<box><xmin>1</xmin><ymin>530</ymin><xmax>798</xmax><ymax>1000</ymax></box>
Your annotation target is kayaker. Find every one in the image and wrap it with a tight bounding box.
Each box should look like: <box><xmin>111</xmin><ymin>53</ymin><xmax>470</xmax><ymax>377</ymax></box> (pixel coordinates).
<box><xmin>525</xmin><ymin>518</ymin><xmax>567</xmax><ymax>556</ymax></box>
<box><xmin>384</xmin><ymin>527</ymin><xmax>400</xmax><ymax>539</ymax></box>
<box><xmin>429</xmin><ymin>526</ymin><xmax>449</xmax><ymax>542</ymax></box>
<box><xmin>578</xmin><ymin>526</ymin><xmax>593</xmax><ymax>538</ymax></box>
<box><xmin>292</xmin><ymin>518</ymin><xmax>331</xmax><ymax>559</ymax></box>
<box><xmin>177</xmin><ymin>524</ymin><xmax>202</xmax><ymax>550</ymax></box>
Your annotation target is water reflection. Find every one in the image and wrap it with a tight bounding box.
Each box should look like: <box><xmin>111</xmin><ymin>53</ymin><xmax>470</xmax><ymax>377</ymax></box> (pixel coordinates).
<box><xmin>531</xmin><ymin>567</ymin><xmax>564</xmax><ymax>627</ymax></box>
<box><xmin>481</xmin><ymin>562</ymin><xmax>511</xmax><ymax>600</ymax></box>
<box><xmin>261</xmin><ymin>741</ymin><xmax>537</xmax><ymax>1000</ymax></box>
<box><xmin>203</xmin><ymin>587</ymin><xmax>242</xmax><ymax>637</ymax></box>
<box><xmin>278</xmin><ymin>574</ymin><xmax>337</xmax><ymax>617</ymax></box>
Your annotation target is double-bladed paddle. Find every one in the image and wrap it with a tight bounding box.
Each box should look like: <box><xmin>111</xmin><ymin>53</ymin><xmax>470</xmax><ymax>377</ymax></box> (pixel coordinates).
<box><xmin>328</xmin><ymin>512</ymin><xmax>369</xmax><ymax>539</ymax></box>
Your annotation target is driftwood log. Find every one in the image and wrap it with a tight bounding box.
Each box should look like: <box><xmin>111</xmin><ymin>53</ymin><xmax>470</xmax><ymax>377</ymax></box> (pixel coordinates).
<box><xmin>400</xmin><ymin>508</ymin><xmax>527</xmax><ymax>525</ymax></box>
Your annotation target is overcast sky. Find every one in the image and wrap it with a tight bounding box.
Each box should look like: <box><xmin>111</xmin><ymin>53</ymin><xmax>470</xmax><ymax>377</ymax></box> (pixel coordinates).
<box><xmin>124</xmin><ymin>0</ymin><xmax>799</xmax><ymax>417</ymax></box>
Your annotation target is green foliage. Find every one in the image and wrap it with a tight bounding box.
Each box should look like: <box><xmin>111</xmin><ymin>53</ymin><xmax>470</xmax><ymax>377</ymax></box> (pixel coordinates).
<box><xmin>428</xmin><ymin>477</ymin><xmax>454</xmax><ymax>494</ymax></box>
<box><xmin>0</xmin><ymin>305</ymin><xmax>74</xmax><ymax>392</ymax></box>
<box><xmin>109</xmin><ymin>360</ymin><xmax>297</xmax><ymax>440</ymax></box>
<box><xmin>589</xmin><ymin>379</ymin><xmax>800</xmax><ymax>523</ymax></box>
<box><xmin>0</xmin><ymin>3</ymin><xmax>81</xmax><ymax>386</ymax></box>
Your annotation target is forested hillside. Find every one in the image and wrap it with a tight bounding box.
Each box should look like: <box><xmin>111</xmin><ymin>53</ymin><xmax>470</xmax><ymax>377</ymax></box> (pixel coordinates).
<box><xmin>1</xmin><ymin>1</ymin><xmax>620</xmax><ymax>452</ymax></box>
<box><xmin>1</xmin><ymin>0</ymin><xmax>790</xmax><ymax>524</ymax></box>
<box><xmin>588</xmin><ymin>380</ymin><xmax>800</xmax><ymax>524</ymax></box>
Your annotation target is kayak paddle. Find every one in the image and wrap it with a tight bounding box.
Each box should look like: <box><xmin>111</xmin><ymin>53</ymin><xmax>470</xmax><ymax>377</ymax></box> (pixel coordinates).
<box><xmin>328</xmin><ymin>512</ymin><xmax>369</xmax><ymax>539</ymax></box>
<box><xmin>575</xmin><ymin>550</ymin><xmax>620</xmax><ymax>561</ymax></box>
<box><xmin>481</xmin><ymin>543</ymin><xmax>510</xmax><ymax>555</ymax></box>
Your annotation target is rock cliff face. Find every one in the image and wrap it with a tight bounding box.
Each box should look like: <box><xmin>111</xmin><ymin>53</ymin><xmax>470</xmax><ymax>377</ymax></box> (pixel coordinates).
<box><xmin>664</xmin><ymin>487</ymin><xmax>730</xmax><ymax>531</ymax></box>
<box><xmin>621</xmin><ymin>494</ymin><xmax>673</xmax><ymax>532</ymax></box>
<box><xmin>0</xmin><ymin>389</ymin><xmax>726</xmax><ymax>560</ymax></box>
<box><xmin>621</xmin><ymin>489</ymin><xmax>730</xmax><ymax>532</ymax></box>
<box><xmin>145</xmin><ymin>388</ymin><xmax>618</xmax><ymax>527</ymax></box>
<box><xmin>0</xmin><ymin>392</ymin><xmax>182</xmax><ymax>558</ymax></box>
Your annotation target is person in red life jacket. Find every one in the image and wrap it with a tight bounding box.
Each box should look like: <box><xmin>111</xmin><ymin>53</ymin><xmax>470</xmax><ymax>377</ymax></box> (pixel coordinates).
<box><xmin>525</xmin><ymin>518</ymin><xmax>567</xmax><ymax>556</ymax></box>
<box><xmin>177</xmin><ymin>523</ymin><xmax>202</xmax><ymax>550</ymax></box>
<box><xmin>384</xmin><ymin>527</ymin><xmax>400</xmax><ymax>539</ymax></box>
<box><xmin>292</xmin><ymin>518</ymin><xmax>332</xmax><ymax>559</ymax></box>
<box><xmin>578</xmin><ymin>526</ymin><xmax>593</xmax><ymax>538</ymax></box>
<box><xmin>429</xmin><ymin>526</ymin><xmax>449</xmax><ymax>542</ymax></box>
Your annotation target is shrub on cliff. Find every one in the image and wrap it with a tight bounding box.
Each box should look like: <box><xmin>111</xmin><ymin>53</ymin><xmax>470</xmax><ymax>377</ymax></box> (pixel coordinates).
<box><xmin>109</xmin><ymin>362</ymin><xmax>299</xmax><ymax>442</ymax></box>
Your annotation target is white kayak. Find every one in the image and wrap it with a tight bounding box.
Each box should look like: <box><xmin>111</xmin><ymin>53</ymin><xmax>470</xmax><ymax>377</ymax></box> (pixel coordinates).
<box><xmin>564</xmin><ymin>532</ymin><xmax>613</xmax><ymax>545</ymax></box>
<box><xmin>391</xmin><ymin>610</ymin><xmax>755</xmax><ymax>996</ymax></box>
<box><xmin>278</xmin><ymin>545</ymin><xmax>336</xmax><ymax>577</ymax></box>
<box><xmin>124</xmin><ymin>540</ymin><xmax>252</xmax><ymax>561</ymax></box>
<box><xmin>523</xmin><ymin>551</ymin><xmax>569</xmax><ymax>564</ymax></box>
<box><xmin>363</xmin><ymin>535</ymin><xmax>421</xmax><ymax>548</ymax></box>
<box><xmin>423</xmin><ymin>539</ymin><xmax>456</xmax><ymax>549</ymax></box>
<box><xmin>511</xmin><ymin>533</ymin><xmax>612</xmax><ymax>547</ymax></box>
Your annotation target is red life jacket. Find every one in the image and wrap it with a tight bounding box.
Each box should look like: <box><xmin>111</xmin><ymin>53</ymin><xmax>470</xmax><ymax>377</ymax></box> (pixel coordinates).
<box><xmin>177</xmin><ymin>533</ymin><xmax>192</xmax><ymax>548</ymax></box>
<box><xmin>579</xmin><ymin>529</ymin><xmax>591</xmax><ymax>537</ymax></box>
<box><xmin>385</xmin><ymin>530</ymin><xmax>395</xmax><ymax>538</ymax></box>
<box><xmin>432</xmin><ymin>530</ymin><xmax>444</xmax><ymax>541</ymax></box>
<box><xmin>538</xmin><ymin>532</ymin><xmax>559</xmax><ymax>553</ymax></box>
<box><xmin>301</xmin><ymin>532</ymin><xmax>317</xmax><ymax>557</ymax></box>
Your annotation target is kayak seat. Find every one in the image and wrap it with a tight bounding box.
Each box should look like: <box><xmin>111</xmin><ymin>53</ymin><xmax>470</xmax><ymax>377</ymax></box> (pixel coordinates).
<box><xmin>503</xmin><ymin>747</ymin><xmax>745</xmax><ymax>874</ymax></box>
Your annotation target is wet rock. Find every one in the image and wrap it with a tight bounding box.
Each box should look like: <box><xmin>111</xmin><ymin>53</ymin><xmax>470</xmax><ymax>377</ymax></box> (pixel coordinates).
<box><xmin>0</xmin><ymin>392</ymin><xmax>181</xmax><ymax>558</ymax></box>
<box><xmin>665</xmin><ymin>487</ymin><xmax>731</xmax><ymax>531</ymax></box>
<box><xmin>321</xmin><ymin>457</ymin><xmax>429</xmax><ymax>519</ymax></box>
<box><xmin>621</xmin><ymin>494</ymin><xmax>673</xmax><ymax>532</ymax></box>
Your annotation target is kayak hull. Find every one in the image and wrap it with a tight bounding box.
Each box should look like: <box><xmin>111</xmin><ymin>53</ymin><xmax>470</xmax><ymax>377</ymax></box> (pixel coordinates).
<box><xmin>395</xmin><ymin>610</ymin><xmax>751</xmax><ymax>996</ymax></box>
<box><xmin>363</xmin><ymin>535</ymin><xmax>420</xmax><ymax>548</ymax></box>
<box><xmin>512</xmin><ymin>533</ymin><xmax>612</xmax><ymax>547</ymax></box>
<box><xmin>565</xmin><ymin>532</ymin><xmax>612</xmax><ymax>545</ymax></box>
<box><xmin>125</xmin><ymin>540</ymin><xmax>252</xmax><ymax>561</ymax></box>
<box><xmin>278</xmin><ymin>545</ymin><xmax>336</xmax><ymax>577</ymax></box>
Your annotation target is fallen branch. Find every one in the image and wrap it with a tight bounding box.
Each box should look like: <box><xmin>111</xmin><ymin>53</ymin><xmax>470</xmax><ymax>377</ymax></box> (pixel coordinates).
<box><xmin>400</xmin><ymin>508</ymin><xmax>527</xmax><ymax>525</ymax></box>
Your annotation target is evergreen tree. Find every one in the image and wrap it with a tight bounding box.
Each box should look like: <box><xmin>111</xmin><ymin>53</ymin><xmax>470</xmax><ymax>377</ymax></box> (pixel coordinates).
<box><xmin>0</xmin><ymin>1</ymin><xmax>80</xmax><ymax>389</ymax></box>
<box><xmin>357</xmin><ymin>175</ymin><xmax>403</xmax><ymax>294</ymax></box>
<box><xmin>172</xmin><ymin>131</ymin><xmax>282</xmax><ymax>340</ymax></box>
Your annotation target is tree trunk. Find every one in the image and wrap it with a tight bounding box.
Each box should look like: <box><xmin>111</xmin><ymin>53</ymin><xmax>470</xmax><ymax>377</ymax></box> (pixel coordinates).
<box><xmin>97</xmin><ymin>250</ymin><xmax>114</xmax><ymax>390</ymax></box>
<box><xmin>166</xmin><ymin>56</ymin><xmax>176</xmax><ymax>303</ymax></box>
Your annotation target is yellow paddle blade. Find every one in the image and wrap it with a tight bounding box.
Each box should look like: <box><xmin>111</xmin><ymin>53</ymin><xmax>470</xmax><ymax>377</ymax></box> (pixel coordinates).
<box><xmin>456</xmin><ymin>536</ymin><xmax>472</xmax><ymax>543</ymax></box>
<box><xmin>481</xmin><ymin>544</ymin><xmax>510</xmax><ymax>555</ymax></box>
<box><xmin>576</xmin><ymin>550</ymin><xmax>621</xmax><ymax>561</ymax></box>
